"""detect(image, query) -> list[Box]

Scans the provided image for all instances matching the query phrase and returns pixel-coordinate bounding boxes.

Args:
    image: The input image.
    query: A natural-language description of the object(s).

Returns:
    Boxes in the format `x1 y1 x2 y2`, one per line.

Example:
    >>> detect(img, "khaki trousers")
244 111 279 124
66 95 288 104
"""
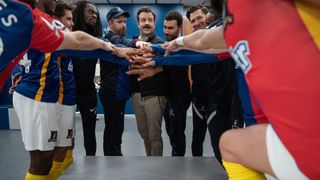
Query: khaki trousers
131 93 166 156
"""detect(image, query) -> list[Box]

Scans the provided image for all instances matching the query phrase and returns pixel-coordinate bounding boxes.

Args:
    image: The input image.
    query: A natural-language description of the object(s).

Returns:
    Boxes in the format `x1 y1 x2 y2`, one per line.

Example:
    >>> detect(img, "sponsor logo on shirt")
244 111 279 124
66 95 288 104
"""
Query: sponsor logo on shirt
66 129 73 139
48 131 58 142
68 61 73 72
230 40 252 73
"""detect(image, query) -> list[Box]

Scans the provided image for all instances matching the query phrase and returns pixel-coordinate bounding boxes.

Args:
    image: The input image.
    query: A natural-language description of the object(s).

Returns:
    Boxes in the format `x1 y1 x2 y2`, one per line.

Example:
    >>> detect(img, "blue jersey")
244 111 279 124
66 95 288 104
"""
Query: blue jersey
0 0 33 89
0 5 65 91
0 0 33 69
15 50 60 103
15 48 126 104
57 55 76 105
53 20 76 106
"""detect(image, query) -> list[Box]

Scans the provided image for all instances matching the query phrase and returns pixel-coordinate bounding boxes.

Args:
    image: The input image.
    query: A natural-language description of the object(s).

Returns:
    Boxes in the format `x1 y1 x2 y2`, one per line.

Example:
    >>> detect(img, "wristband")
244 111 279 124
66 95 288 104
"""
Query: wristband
175 36 185 47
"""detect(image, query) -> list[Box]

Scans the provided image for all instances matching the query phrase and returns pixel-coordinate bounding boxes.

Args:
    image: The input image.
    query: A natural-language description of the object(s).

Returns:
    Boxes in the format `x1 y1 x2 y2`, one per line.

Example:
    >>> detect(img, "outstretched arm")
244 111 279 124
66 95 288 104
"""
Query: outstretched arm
165 26 226 55
57 31 115 52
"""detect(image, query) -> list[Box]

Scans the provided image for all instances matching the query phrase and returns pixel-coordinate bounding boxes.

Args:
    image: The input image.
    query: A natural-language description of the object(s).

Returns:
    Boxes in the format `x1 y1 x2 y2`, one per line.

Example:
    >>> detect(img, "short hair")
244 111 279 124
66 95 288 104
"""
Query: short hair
54 0 75 18
165 11 183 27
136 6 156 22
186 4 208 20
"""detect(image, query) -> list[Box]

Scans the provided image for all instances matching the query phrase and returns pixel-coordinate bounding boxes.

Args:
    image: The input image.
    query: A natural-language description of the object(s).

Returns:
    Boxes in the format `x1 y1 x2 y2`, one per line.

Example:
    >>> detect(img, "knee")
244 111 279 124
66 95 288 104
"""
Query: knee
219 130 238 162
149 132 162 143
137 126 147 139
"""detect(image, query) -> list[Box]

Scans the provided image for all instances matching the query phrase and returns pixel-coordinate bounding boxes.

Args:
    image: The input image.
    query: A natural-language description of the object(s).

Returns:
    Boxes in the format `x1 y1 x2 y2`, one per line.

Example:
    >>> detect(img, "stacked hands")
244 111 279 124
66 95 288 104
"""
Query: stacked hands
112 40 181 81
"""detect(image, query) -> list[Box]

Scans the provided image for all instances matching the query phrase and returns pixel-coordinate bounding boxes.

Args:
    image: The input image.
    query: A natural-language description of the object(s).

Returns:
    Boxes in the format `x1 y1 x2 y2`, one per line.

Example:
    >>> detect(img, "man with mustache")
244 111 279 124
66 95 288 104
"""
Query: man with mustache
131 6 168 156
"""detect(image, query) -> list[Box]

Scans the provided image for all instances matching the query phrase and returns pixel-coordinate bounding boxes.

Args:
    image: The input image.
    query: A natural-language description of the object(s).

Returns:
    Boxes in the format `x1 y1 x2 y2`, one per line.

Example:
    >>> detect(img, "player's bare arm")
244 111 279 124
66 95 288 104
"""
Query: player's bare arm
57 31 115 51
165 26 226 55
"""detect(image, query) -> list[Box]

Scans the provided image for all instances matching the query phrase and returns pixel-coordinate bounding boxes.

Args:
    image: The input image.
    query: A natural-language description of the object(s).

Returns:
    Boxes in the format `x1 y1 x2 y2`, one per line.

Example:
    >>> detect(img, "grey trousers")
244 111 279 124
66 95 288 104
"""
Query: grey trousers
131 93 167 156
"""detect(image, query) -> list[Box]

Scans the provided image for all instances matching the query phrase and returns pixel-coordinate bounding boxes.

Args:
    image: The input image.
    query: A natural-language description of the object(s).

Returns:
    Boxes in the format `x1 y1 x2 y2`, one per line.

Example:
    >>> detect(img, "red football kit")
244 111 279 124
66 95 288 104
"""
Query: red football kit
225 0 320 178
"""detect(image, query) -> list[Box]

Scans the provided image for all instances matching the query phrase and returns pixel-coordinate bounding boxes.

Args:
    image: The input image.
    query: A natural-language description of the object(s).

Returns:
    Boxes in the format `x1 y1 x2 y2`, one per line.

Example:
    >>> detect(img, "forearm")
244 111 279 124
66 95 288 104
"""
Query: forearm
182 47 228 54
56 49 130 66
154 50 220 66
57 31 112 51
183 26 227 50
109 35 137 48
151 44 227 55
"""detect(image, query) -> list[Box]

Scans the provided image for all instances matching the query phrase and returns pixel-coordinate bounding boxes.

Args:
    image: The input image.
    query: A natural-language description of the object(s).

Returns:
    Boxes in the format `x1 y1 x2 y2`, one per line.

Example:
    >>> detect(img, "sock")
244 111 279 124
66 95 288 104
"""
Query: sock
222 160 266 180
25 172 50 180
62 149 74 172
49 161 63 180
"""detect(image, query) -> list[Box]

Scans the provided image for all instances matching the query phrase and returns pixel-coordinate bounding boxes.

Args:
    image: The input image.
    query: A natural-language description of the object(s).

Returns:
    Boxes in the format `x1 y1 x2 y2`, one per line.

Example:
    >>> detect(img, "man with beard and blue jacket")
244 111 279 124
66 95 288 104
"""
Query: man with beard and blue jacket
100 7 148 156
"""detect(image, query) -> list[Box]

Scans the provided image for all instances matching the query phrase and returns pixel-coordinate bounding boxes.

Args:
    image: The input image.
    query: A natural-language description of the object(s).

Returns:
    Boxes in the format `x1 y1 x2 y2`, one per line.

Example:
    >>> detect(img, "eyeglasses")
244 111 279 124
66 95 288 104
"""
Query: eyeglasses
222 0 233 30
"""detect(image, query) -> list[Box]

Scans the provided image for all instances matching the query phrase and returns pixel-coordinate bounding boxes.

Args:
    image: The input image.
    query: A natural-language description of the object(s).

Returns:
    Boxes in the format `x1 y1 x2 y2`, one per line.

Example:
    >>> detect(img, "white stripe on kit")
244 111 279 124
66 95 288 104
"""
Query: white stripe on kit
192 103 203 120
207 111 217 126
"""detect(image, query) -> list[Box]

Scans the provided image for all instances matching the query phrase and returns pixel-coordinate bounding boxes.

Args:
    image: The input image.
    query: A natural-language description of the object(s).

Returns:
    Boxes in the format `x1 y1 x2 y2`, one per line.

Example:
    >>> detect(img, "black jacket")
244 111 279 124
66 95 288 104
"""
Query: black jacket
99 31 134 100
104 31 138 48
166 66 190 102
191 61 225 101
192 18 229 103
131 32 169 97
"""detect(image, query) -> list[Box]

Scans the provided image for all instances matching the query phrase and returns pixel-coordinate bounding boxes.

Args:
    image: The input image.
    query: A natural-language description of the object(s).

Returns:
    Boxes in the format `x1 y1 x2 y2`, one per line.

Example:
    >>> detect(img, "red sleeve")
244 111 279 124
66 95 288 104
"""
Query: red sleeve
30 12 64 52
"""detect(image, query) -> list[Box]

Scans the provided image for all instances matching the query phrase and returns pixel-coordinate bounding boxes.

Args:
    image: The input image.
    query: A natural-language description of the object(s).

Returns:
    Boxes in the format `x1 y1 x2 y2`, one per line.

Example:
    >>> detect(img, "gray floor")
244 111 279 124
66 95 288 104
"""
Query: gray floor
0 115 217 179
62 156 227 180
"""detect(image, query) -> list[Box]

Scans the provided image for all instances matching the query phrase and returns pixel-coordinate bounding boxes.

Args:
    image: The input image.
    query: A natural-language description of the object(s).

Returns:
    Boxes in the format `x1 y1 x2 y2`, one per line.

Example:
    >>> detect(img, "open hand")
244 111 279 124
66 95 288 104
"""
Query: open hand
126 66 163 81
164 40 181 56
112 47 143 62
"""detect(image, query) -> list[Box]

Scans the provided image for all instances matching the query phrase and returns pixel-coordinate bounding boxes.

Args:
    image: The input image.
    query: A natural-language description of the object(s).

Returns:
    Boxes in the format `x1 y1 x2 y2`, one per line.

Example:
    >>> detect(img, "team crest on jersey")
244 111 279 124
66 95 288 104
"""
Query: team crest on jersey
48 131 58 142
230 40 252 73
66 129 73 139
19 54 32 73
68 61 73 72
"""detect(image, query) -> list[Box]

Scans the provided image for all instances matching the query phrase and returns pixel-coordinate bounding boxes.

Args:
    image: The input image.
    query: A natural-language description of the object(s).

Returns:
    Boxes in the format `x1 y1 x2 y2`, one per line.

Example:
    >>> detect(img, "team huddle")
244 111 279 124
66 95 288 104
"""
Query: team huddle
0 0 319 179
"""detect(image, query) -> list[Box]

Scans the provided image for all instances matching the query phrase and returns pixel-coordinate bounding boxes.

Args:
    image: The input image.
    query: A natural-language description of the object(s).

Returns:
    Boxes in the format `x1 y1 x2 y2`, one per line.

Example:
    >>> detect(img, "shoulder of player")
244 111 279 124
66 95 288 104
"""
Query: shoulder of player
32 8 53 23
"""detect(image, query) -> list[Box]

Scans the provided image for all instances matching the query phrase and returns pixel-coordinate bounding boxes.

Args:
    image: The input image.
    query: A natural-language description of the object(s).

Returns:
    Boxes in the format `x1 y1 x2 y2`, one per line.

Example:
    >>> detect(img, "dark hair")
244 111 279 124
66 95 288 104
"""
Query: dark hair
73 1 102 36
54 0 75 18
186 4 208 20
19 0 36 9
210 0 223 16
136 6 156 22
165 11 183 27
